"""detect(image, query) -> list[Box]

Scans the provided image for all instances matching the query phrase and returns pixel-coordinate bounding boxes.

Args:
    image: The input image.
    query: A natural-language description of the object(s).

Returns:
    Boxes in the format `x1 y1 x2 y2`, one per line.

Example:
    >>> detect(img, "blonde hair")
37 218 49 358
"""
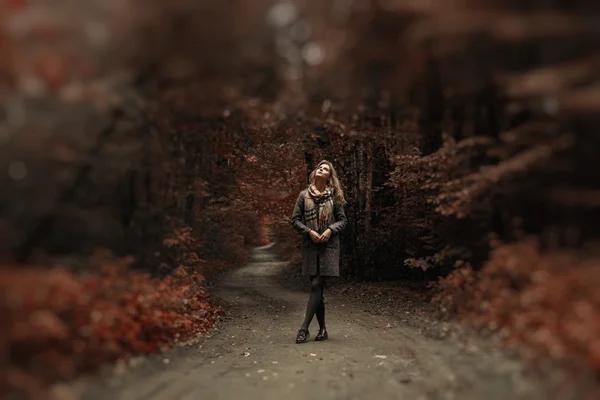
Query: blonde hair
309 160 346 205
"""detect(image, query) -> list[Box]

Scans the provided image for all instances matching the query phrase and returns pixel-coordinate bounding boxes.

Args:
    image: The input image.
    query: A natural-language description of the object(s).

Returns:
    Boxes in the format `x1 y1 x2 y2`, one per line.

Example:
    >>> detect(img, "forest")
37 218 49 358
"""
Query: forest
1 0 599 398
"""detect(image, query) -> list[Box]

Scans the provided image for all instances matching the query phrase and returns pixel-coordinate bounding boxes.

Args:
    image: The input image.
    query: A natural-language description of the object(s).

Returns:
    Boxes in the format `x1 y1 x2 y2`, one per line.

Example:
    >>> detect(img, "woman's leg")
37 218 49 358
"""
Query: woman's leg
315 283 325 330
300 275 325 331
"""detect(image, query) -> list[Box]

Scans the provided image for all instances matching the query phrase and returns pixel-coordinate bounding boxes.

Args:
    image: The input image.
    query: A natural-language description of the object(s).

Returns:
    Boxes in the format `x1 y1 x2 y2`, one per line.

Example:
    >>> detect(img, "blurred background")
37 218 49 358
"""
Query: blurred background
1 0 600 397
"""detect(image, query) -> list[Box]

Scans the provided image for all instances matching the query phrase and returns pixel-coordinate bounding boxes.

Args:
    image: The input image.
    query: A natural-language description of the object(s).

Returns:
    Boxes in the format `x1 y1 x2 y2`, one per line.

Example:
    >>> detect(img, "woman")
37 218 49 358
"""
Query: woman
291 160 348 343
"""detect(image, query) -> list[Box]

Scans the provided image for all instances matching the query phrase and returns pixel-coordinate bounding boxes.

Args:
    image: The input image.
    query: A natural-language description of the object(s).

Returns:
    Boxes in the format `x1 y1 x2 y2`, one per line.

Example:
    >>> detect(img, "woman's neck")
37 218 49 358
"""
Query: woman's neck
314 178 326 192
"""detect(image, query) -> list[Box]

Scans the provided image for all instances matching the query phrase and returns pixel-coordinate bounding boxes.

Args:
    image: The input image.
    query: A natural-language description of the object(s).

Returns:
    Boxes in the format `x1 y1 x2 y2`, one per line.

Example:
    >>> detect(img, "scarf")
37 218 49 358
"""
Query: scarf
304 184 335 234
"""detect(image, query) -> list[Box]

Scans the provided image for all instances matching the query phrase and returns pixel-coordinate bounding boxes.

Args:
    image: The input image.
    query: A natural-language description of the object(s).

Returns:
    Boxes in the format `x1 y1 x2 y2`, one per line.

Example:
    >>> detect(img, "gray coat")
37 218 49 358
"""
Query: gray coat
291 189 348 276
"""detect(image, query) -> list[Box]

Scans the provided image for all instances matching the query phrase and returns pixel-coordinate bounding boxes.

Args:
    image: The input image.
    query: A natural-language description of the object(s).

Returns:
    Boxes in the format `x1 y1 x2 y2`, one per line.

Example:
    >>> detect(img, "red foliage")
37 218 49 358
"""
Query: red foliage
433 238 600 375
0 257 225 398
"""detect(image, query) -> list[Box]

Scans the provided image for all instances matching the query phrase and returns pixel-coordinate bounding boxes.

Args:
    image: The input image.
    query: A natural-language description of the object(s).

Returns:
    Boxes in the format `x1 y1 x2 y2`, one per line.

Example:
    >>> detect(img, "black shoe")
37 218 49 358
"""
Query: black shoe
315 328 328 341
296 328 309 343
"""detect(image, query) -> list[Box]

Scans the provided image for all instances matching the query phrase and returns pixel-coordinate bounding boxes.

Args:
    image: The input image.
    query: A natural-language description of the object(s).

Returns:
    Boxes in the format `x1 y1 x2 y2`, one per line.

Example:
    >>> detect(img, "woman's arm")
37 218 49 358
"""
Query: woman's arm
328 201 347 235
291 192 312 234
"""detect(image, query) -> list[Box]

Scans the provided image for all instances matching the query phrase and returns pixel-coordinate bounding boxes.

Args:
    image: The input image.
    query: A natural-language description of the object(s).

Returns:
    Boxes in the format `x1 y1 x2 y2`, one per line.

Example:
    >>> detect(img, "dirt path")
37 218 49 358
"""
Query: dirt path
78 244 559 400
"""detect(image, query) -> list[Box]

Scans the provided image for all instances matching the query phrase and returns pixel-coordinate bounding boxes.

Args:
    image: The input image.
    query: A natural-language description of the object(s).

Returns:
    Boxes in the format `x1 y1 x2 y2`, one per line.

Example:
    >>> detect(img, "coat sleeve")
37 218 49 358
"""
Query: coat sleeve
328 200 347 235
291 191 311 234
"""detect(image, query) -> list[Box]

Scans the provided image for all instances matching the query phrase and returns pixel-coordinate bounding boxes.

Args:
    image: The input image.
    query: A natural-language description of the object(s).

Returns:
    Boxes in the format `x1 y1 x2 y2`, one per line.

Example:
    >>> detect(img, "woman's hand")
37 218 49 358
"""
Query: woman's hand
309 230 322 243
318 228 332 243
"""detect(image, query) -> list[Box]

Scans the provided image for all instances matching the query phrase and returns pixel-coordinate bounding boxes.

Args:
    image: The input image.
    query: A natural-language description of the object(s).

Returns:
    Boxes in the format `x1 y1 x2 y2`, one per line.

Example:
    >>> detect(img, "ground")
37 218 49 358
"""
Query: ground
72 244 581 400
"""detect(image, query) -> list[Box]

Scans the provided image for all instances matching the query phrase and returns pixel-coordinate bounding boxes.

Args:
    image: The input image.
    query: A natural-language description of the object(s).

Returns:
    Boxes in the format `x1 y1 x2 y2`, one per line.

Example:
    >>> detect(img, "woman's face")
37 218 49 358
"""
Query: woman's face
315 163 331 181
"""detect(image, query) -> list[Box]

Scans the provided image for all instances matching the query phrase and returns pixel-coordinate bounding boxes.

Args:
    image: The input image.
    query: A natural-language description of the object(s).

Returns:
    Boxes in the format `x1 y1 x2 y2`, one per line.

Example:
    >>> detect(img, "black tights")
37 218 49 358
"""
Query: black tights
301 275 325 331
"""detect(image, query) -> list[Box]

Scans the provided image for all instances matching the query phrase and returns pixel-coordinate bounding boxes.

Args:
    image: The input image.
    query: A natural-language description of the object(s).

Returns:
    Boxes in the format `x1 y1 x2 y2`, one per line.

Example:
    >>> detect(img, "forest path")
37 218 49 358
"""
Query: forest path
80 244 549 400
